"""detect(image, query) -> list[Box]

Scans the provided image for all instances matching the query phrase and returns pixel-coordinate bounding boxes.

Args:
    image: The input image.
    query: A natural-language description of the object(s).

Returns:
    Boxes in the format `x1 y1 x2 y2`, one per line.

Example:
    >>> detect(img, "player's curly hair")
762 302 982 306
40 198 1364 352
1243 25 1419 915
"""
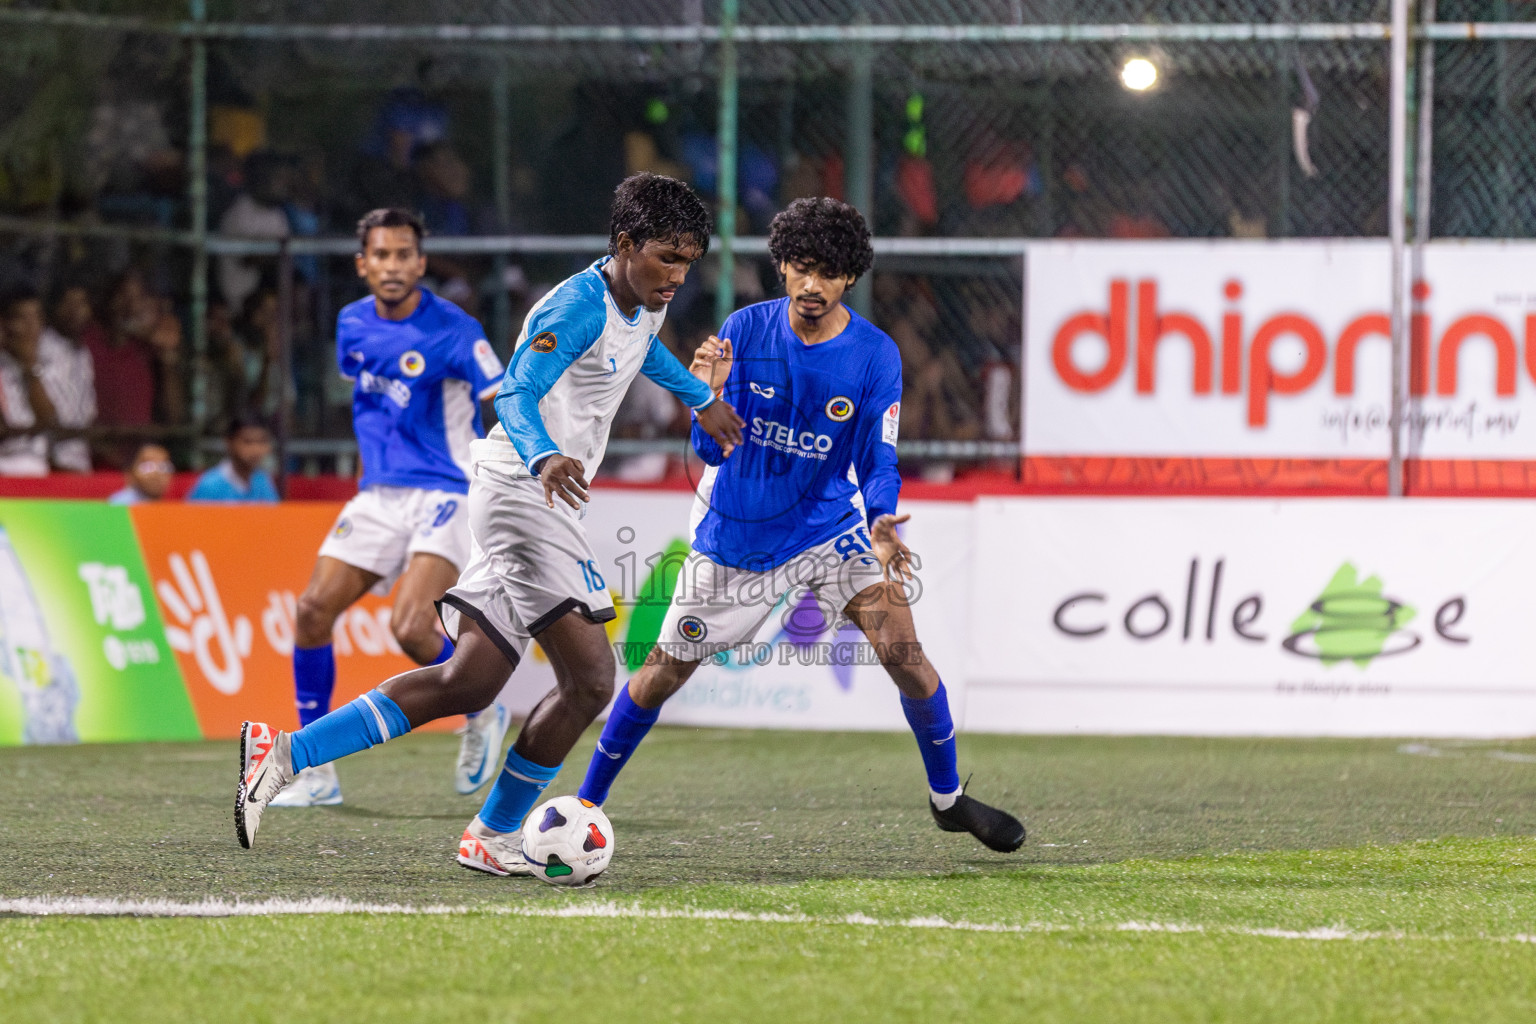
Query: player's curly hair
768 197 874 282
608 172 712 257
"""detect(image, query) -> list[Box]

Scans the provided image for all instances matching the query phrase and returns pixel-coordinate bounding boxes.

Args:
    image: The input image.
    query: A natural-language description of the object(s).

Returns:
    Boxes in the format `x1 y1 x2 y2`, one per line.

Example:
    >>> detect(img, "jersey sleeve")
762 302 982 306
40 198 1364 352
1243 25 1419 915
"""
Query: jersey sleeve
852 352 903 525
452 321 505 400
335 316 355 380
492 290 605 473
639 335 716 410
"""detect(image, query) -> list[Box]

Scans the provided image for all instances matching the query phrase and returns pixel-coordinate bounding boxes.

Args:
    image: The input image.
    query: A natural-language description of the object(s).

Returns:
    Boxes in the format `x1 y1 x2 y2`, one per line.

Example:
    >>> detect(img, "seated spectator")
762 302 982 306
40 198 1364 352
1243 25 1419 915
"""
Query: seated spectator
88 271 186 467
187 414 278 503
218 151 292 314
108 443 174 505
0 309 47 477
0 284 96 473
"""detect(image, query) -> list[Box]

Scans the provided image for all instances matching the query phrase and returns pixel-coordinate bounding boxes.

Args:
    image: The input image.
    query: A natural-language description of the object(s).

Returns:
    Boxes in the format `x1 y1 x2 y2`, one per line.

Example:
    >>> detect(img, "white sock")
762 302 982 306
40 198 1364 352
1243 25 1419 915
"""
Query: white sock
931 786 963 811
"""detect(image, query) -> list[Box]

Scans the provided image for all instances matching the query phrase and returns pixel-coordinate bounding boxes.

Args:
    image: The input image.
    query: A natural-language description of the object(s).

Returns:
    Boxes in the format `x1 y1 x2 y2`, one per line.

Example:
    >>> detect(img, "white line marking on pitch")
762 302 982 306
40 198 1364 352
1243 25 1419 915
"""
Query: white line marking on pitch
0 897 1521 942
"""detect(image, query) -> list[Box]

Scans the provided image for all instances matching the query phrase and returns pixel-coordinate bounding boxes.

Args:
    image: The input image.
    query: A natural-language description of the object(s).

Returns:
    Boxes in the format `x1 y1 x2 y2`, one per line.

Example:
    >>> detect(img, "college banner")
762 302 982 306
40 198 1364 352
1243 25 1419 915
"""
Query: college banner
1025 240 1536 465
0 500 197 744
130 503 424 739
967 497 1536 737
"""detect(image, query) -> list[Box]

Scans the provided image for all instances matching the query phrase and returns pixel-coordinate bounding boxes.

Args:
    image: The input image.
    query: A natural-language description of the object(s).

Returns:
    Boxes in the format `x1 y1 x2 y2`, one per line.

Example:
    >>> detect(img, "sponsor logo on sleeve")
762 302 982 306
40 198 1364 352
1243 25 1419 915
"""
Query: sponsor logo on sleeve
529 332 558 353
825 396 855 422
472 339 503 379
399 350 426 377
882 401 900 445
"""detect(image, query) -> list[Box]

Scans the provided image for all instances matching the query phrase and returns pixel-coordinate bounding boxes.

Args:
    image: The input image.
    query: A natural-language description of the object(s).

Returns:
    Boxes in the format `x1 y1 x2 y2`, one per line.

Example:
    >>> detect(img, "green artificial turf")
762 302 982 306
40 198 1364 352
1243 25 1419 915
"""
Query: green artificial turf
3 730 1536 1022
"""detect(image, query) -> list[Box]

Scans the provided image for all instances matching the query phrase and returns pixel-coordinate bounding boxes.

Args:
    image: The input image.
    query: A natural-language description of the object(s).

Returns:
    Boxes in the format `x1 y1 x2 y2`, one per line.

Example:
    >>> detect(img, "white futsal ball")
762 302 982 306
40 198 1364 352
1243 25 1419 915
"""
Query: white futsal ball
521 795 614 886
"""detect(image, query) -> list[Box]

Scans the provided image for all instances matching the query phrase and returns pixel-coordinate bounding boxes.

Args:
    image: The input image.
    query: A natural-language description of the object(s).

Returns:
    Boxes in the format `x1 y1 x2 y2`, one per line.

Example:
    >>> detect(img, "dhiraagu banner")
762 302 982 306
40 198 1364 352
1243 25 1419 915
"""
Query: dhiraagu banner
0 500 197 744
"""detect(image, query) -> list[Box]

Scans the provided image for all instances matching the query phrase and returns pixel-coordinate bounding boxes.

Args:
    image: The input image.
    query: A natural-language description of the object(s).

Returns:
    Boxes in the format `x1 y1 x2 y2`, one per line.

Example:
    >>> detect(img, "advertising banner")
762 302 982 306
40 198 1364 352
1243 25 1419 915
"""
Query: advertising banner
1025 240 1536 465
507 491 972 733
131 503 421 739
0 500 197 744
967 497 1536 737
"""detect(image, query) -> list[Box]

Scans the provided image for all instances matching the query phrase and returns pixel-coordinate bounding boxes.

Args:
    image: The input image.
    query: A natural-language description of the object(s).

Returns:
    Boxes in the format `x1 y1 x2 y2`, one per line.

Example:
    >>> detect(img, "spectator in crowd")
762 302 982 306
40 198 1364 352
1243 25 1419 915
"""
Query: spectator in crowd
187 414 278 503
348 87 449 221
0 303 47 476
107 442 174 505
0 284 96 473
876 276 981 443
88 271 186 466
218 151 292 314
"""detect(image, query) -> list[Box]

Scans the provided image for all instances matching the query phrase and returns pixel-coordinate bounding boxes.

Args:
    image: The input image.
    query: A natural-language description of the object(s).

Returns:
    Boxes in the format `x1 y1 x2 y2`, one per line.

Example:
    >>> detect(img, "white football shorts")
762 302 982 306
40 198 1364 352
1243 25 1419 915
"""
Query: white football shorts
436 460 615 667
318 485 471 594
655 522 888 663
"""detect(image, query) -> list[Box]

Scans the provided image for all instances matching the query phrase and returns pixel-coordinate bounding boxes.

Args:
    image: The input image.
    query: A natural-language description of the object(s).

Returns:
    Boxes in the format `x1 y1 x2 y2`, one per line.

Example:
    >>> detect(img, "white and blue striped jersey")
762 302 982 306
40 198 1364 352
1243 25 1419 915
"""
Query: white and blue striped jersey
337 288 503 495
479 256 715 479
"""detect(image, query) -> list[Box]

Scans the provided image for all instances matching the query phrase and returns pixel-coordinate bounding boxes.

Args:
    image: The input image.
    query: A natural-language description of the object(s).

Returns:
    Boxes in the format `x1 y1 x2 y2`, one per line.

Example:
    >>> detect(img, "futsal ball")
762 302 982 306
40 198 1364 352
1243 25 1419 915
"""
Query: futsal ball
520 795 614 886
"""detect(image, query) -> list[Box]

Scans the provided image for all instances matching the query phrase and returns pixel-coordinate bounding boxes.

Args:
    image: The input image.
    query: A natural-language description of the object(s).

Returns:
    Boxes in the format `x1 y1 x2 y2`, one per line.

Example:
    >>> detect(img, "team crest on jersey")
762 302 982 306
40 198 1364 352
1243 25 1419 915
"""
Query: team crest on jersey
399 350 426 377
332 517 353 539
530 331 557 353
825 396 855 422
678 616 708 642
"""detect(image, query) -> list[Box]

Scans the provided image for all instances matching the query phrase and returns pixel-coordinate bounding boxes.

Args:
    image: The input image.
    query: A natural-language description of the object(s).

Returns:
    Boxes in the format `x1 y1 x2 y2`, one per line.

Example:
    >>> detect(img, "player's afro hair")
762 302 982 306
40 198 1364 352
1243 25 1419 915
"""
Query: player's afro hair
608 172 712 257
768 197 874 282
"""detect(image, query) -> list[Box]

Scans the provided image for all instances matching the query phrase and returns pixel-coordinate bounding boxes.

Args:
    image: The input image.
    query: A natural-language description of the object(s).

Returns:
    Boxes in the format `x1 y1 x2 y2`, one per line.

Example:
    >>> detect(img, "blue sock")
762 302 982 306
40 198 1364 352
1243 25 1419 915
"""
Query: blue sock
578 683 660 805
293 644 335 728
290 689 412 773
479 746 561 833
900 682 961 796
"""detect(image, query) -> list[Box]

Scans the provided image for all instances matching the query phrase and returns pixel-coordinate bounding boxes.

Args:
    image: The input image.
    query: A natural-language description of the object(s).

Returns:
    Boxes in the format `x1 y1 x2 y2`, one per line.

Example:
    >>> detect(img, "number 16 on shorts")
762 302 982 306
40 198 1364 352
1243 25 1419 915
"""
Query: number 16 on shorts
577 559 605 593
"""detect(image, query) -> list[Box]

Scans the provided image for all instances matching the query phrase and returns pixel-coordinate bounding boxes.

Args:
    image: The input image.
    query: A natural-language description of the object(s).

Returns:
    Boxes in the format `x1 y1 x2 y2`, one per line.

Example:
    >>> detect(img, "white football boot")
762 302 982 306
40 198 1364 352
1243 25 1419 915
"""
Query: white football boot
454 703 510 795
235 721 293 849
456 815 533 876
269 763 344 807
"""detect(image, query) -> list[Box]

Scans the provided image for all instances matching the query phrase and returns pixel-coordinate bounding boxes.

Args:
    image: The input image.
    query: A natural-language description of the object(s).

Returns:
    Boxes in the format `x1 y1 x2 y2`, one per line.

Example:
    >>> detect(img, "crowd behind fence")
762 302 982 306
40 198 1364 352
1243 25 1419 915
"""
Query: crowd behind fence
0 2 1531 489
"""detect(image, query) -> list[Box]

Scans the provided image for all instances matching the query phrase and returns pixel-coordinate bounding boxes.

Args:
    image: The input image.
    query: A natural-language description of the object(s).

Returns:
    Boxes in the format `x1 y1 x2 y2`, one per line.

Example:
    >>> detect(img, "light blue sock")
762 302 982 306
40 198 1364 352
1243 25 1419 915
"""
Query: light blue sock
293 644 335 728
479 746 561 833
578 682 659 805
900 682 961 796
290 690 411 773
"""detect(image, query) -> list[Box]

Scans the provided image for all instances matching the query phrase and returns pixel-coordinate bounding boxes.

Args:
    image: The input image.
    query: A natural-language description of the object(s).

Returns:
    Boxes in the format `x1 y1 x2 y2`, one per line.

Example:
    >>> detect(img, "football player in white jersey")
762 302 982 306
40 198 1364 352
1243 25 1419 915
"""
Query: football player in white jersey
235 174 745 868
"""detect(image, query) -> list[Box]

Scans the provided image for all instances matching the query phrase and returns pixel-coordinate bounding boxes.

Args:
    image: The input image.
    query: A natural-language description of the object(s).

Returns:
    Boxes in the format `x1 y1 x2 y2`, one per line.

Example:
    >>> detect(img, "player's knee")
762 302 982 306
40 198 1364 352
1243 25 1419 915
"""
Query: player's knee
438 656 503 712
295 591 339 645
389 605 438 653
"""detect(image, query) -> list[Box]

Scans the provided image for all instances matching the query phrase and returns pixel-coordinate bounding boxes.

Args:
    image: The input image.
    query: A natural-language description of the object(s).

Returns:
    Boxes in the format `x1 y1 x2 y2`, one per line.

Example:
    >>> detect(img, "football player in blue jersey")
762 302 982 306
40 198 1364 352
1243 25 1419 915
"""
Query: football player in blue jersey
273 208 511 808
235 175 747 866
575 197 1025 853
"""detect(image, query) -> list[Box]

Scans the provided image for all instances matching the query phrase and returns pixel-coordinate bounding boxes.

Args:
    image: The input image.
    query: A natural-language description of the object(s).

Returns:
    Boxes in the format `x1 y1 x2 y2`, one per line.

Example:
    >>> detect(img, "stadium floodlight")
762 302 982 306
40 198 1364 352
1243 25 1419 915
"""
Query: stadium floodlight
1120 57 1158 91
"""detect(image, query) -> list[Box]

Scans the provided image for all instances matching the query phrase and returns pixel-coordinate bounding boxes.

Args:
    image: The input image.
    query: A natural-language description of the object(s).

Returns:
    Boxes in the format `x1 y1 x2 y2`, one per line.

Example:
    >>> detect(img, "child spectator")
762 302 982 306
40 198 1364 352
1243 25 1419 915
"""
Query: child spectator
187 414 279 502
108 442 174 505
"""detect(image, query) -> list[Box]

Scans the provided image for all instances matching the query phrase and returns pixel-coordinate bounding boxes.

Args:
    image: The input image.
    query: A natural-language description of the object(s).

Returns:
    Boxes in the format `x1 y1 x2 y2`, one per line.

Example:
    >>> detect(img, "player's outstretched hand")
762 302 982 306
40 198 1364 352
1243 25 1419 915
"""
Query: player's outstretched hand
689 335 733 396
538 454 590 510
697 399 745 457
870 513 915 584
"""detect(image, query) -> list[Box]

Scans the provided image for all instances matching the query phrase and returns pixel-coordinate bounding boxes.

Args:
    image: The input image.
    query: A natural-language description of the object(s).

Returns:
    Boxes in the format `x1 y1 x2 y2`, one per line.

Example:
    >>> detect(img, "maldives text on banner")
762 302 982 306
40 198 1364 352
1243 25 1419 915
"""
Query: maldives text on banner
967 497 1535 737
1025 240 1536 461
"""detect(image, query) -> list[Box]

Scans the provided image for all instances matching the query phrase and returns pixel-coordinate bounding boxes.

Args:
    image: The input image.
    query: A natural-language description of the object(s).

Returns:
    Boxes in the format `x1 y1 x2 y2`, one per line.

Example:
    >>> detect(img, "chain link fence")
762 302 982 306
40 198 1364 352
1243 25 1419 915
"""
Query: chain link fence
0 2 1519 483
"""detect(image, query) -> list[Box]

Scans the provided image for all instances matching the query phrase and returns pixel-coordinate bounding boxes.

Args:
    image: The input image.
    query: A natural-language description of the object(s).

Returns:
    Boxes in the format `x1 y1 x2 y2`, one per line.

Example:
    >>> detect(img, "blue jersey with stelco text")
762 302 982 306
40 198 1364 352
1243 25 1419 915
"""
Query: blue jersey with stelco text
691 297 902 571
336 288 504 494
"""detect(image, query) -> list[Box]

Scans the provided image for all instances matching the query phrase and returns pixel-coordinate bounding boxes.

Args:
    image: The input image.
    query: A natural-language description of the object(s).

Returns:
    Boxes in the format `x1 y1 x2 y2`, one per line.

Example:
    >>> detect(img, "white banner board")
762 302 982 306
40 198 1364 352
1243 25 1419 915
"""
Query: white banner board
968 498 1536 736
1025 240 1536 460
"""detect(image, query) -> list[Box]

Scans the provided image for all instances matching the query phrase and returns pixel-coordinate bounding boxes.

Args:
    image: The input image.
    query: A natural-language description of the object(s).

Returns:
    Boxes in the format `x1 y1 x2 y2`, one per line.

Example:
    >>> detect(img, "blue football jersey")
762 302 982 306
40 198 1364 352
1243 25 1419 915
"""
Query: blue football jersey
691 297 903 571
336 288 504 494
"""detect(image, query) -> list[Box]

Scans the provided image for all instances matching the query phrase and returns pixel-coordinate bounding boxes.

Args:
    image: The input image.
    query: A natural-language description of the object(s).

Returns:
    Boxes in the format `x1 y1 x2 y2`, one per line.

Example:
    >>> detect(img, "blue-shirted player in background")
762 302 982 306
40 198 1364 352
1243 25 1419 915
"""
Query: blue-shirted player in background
577 197 1025 853
274 208 510 808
